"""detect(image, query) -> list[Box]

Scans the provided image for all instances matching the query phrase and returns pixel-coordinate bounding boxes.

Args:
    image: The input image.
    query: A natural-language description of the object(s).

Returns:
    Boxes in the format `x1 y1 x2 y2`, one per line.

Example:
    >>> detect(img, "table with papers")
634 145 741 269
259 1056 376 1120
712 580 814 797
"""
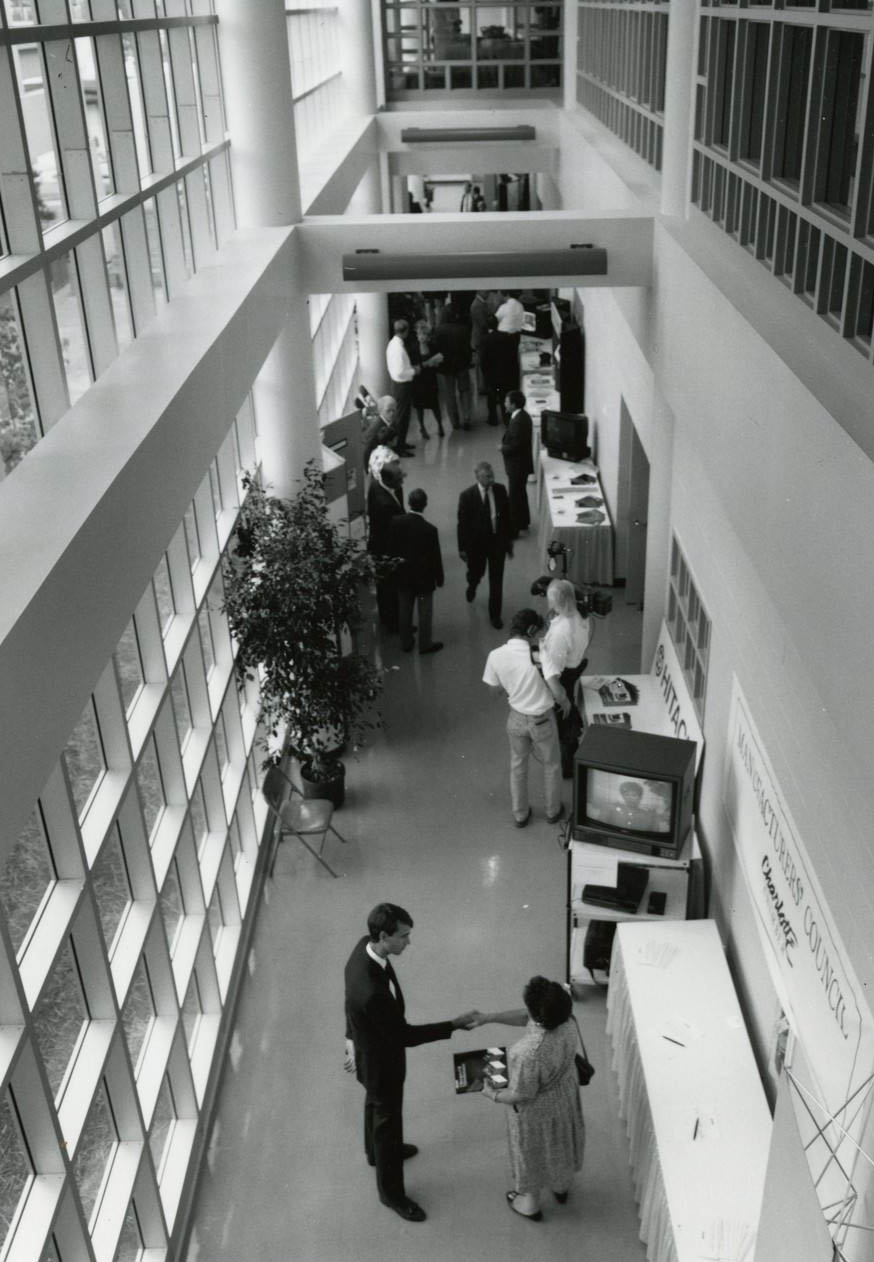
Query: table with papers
538 451 614 585
606 921 771 1262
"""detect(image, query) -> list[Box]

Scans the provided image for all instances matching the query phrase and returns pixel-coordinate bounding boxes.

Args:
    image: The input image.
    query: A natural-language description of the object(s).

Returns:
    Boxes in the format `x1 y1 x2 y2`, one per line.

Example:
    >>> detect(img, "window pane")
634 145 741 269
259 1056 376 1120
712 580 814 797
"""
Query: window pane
207 883 223 952
64 699 106 819
159 858 184 954
0 290 40 475
114 619 144 714
213 715 228 778
189 785 208 850
170 665 193 750
177 180 194 278
32 941 89 1099
0 1090 32 1252
143 198 167 308
76 38 113 198
102 221 134 350
197 605 215 676
153 556 175 632
73 1083 118 1227
13 45 66 229
122 32 152 178
92 825 132 954
160 30 182 163
181 970 201 1052
136 736 165 841
50 252 93 405
116 1201 144 1262
183 505 201 570
122 957 155 1071
0 808 55 956
149 1075 176 1176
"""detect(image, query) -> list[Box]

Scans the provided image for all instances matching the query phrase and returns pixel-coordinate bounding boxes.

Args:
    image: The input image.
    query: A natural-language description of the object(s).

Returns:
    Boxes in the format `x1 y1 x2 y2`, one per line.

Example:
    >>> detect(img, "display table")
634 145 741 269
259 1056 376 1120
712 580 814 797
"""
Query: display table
578 672 704 772
607 921 771 1262
538 452 614 585
519 335 559 506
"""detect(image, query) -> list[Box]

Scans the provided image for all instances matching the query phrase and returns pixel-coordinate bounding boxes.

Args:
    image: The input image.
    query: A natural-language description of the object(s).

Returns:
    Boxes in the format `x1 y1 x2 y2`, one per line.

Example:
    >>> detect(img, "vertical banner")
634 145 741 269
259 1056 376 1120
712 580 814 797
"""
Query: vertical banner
723 677 874 1124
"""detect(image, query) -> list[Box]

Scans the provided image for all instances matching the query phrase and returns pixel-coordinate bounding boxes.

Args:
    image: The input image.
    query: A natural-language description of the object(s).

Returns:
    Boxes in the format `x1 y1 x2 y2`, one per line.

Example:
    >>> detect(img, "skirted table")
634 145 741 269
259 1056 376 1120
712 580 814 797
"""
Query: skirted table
606 921 771 1262
538 451 614 585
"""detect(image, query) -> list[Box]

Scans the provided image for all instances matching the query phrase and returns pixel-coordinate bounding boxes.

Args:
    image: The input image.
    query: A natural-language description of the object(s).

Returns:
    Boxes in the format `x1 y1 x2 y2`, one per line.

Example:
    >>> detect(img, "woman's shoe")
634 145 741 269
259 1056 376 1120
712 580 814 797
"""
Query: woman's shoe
553 1191 569 1204
437 424 445 436
506 1192 542 1222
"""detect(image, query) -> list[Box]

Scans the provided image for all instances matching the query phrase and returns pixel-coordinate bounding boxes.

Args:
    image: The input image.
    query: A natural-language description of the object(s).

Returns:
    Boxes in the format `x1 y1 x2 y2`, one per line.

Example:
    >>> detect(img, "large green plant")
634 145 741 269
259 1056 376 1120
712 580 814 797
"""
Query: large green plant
223 461 382 779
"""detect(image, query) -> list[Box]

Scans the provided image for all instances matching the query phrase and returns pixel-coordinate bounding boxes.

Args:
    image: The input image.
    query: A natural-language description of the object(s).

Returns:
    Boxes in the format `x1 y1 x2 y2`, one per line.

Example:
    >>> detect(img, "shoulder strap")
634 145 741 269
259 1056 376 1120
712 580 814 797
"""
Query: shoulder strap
572 1015 589 1059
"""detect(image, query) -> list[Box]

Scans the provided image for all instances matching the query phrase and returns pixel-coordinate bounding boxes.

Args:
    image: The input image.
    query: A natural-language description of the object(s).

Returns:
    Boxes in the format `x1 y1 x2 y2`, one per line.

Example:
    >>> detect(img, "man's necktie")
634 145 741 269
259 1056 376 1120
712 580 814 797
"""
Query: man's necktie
385 962 399 1001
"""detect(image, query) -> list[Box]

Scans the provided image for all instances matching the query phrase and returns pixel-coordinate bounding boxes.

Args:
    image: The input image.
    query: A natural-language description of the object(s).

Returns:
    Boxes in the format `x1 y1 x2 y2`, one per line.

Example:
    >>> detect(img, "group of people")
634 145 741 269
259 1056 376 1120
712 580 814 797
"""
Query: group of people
344 903 585 1224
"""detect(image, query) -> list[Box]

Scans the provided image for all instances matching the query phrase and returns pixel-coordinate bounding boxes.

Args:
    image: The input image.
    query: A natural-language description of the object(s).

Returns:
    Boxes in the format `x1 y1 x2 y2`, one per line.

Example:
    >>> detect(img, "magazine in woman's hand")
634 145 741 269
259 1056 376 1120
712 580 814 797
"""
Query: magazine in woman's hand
454 1047 508 1094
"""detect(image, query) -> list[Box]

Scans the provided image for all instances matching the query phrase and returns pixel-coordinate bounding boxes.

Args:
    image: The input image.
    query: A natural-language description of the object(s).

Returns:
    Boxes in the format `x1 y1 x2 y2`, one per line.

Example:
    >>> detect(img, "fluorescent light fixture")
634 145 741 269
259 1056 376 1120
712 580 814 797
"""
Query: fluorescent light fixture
342 245 607 282
400 125 536 143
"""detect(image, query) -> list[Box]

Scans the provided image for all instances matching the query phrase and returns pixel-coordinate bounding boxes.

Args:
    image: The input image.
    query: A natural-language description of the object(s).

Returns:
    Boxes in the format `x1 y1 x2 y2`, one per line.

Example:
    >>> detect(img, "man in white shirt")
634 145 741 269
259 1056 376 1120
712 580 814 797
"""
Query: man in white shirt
495 291 524 388
385 319 418 455
483 608 563 827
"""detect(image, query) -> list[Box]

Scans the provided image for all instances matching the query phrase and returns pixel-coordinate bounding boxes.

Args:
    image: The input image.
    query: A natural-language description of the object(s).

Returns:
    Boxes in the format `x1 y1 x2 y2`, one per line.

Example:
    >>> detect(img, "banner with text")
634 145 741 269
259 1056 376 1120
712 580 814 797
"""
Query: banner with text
650 622 704 767
724 677 874 1115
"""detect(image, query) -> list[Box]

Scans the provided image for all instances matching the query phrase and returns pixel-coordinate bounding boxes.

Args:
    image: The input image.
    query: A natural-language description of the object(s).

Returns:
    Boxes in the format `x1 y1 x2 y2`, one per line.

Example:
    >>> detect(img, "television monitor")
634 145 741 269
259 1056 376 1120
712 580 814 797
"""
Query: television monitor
572 726 696 859
541 409 589 462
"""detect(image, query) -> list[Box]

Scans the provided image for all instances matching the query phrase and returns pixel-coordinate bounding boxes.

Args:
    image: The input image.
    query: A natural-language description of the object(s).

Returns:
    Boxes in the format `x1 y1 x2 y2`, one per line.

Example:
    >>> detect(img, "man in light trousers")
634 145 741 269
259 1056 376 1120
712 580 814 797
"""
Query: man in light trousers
483 608 565 828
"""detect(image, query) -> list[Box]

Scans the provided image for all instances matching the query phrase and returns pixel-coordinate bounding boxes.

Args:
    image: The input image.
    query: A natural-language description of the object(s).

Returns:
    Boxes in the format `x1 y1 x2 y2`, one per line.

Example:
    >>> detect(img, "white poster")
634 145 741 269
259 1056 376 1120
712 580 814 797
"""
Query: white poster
650 622 704 764
724 677 874 1120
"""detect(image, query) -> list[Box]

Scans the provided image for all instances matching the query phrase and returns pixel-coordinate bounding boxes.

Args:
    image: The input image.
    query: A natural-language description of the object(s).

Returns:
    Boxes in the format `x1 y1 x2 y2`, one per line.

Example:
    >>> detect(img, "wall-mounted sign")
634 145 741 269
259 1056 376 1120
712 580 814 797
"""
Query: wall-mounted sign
724 677 874 1117
650 623 704 767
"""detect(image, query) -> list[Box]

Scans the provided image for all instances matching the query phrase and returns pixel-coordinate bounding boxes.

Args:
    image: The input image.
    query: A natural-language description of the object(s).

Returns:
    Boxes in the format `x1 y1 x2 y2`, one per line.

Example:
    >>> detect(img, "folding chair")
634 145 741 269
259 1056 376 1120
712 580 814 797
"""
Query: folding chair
262 764 348 879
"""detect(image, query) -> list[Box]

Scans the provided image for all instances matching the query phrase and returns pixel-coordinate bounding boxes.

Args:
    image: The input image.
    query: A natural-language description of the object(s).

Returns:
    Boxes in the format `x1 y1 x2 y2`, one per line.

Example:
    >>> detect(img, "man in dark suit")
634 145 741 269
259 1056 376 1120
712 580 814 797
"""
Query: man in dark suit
457 461 513 630
501 388 534 537
344 904 477 1223
386 488 445 655
479 314 517 426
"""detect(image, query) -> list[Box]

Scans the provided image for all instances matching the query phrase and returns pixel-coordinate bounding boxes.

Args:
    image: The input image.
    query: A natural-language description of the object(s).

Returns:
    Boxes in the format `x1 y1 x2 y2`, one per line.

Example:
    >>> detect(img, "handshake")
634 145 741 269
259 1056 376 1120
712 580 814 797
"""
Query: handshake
452 1010 489 1030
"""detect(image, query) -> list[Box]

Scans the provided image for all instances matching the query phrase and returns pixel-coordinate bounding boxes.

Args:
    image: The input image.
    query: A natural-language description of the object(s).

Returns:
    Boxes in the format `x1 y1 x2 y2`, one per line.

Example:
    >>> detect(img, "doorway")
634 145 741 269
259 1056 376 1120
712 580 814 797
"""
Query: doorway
618 398 649 608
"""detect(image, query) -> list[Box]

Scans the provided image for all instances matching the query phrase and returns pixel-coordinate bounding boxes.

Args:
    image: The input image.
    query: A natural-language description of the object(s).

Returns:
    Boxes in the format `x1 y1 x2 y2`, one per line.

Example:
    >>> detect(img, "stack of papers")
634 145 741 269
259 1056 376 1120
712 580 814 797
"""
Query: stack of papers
636 939 680 969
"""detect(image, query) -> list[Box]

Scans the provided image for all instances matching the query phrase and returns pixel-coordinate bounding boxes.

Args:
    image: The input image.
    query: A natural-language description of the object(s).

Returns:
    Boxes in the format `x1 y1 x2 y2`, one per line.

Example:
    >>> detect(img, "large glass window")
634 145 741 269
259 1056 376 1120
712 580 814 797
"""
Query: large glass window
772 24 813 190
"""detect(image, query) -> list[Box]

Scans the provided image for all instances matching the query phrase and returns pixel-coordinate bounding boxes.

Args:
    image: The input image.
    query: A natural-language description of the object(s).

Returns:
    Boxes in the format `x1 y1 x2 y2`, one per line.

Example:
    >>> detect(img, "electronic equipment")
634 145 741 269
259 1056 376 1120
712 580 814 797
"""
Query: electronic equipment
529 541 613 617
582 862 648 914
541 409 590 462
572 727 697 859
647 891 667 916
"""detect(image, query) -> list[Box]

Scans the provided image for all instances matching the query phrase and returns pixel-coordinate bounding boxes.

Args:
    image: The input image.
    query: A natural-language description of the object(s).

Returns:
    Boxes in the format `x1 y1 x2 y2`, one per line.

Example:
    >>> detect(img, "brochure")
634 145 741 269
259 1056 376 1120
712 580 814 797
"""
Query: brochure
454 1047 508 1094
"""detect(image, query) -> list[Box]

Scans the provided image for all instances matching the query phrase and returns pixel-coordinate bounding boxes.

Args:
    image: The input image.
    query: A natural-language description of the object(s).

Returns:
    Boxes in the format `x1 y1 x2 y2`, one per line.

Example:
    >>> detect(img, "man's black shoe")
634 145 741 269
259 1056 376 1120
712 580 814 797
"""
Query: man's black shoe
546 804 565 825
465 585 476 603
419 642 443 655
381 1197 427 1222
399 448 416 457
491 617 504 630
368 1142 419 1166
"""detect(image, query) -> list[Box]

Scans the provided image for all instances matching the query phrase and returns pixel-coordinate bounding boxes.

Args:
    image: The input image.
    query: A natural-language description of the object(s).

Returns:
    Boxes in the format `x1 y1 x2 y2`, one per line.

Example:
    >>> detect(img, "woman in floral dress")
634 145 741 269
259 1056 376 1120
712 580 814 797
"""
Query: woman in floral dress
478 977 584 1220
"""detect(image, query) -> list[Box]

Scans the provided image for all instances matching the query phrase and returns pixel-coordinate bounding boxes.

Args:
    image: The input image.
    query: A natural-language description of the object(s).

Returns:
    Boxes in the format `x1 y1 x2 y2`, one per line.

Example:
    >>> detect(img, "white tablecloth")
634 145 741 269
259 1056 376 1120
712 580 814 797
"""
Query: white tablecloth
606 921 771 1262
538 452 614 585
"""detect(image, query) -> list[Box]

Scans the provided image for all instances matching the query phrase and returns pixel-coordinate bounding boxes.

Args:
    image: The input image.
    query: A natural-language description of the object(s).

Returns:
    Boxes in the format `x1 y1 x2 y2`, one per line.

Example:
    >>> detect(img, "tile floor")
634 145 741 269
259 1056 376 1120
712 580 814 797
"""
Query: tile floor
183 418 649 1262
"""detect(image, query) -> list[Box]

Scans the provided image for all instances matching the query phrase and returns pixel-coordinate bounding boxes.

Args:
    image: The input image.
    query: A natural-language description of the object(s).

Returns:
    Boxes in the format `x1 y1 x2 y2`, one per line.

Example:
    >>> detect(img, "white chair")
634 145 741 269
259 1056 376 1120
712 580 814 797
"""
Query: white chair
262 764 348 879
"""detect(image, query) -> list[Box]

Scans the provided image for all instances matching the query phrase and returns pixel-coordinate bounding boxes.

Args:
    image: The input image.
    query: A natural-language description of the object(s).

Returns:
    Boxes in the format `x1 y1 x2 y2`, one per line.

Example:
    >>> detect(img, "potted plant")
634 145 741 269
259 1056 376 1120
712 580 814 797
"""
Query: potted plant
222 461 383 807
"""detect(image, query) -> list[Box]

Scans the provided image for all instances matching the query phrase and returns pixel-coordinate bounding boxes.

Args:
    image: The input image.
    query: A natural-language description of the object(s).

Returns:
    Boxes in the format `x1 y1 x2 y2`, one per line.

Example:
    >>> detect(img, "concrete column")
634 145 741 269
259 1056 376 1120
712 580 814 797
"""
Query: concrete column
660 0 696 219
641 389 675 667
350 162 390 397
563 0 579 113
215 0 320 498
536 172 561 210
339 0 379 115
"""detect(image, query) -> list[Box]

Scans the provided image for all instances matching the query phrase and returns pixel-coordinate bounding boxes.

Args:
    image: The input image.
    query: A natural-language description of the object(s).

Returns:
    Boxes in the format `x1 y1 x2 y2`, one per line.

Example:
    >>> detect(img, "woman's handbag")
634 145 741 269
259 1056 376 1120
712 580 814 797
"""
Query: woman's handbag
573 1017 595 1085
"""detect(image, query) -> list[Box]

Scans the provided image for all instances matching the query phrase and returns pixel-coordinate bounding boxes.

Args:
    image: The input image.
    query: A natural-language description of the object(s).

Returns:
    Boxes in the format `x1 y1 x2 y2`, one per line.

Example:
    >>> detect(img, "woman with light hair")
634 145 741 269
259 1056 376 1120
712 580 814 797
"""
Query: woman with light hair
366 445 405 631
539 579 591 778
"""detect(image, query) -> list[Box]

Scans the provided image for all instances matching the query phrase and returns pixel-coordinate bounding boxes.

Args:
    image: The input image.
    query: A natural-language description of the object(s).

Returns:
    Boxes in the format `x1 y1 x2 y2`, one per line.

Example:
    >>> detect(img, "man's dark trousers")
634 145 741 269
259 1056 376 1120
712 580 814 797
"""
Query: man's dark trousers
365 1083 406 1204
392 380 414 447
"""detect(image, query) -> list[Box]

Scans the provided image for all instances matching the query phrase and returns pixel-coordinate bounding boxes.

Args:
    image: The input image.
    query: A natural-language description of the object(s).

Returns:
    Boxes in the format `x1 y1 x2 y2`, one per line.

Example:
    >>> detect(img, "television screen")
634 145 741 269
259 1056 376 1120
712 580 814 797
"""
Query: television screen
542 409 589 462
586 771 672 835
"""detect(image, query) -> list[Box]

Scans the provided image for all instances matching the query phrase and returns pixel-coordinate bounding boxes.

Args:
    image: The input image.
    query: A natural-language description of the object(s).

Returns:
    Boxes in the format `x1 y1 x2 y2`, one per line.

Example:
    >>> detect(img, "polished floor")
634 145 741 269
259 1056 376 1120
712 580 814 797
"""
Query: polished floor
183 418 649 1262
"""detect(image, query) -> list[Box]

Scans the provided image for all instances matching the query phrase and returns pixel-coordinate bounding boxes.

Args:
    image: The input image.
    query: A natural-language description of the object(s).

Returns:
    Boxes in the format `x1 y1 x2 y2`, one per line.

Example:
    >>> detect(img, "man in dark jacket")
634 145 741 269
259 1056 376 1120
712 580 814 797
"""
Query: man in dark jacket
500 388 534 537
386 488 445 655
457 461 513 630
344 904 477 1222
434 302 473 430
